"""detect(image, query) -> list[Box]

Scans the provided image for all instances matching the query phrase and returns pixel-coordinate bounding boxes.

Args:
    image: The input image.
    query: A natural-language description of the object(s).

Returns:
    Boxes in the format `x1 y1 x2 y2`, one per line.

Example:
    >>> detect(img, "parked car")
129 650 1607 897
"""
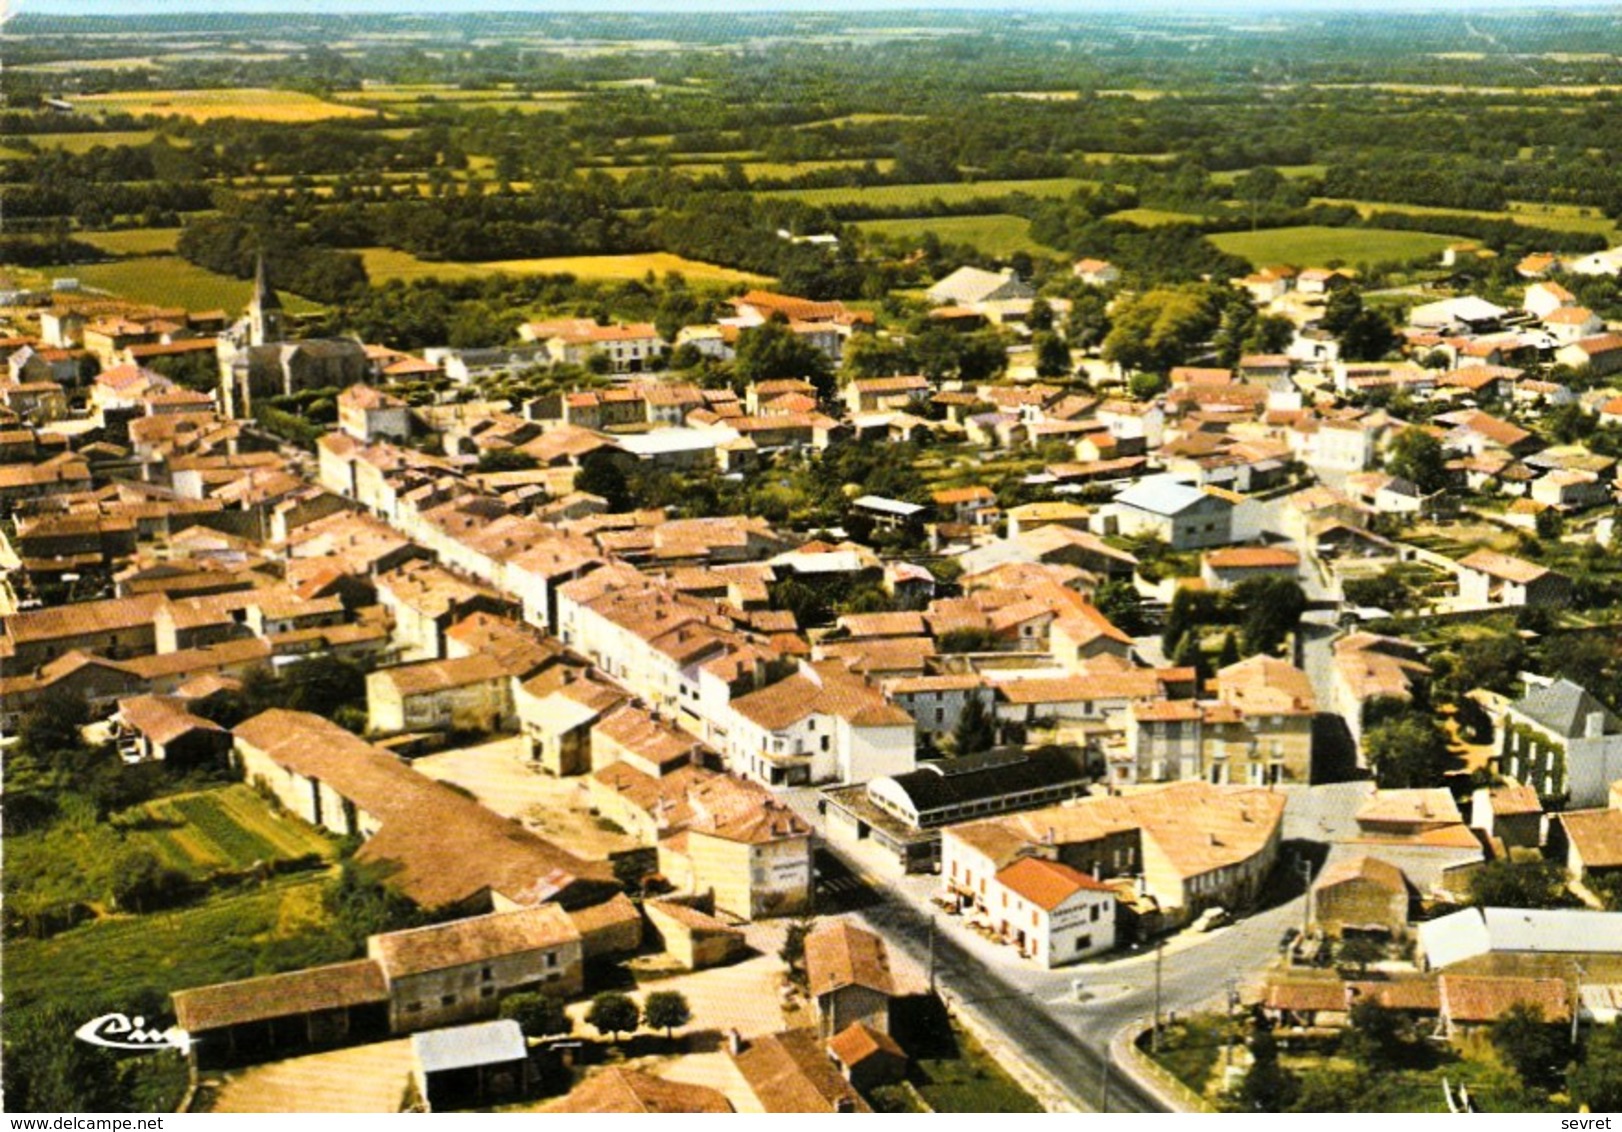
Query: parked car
1191 906 1231 933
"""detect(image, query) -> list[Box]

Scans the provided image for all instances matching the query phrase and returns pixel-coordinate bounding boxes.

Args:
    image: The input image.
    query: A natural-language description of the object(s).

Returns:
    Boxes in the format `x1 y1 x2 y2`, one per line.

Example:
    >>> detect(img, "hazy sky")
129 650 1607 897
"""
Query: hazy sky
16 0 1619 14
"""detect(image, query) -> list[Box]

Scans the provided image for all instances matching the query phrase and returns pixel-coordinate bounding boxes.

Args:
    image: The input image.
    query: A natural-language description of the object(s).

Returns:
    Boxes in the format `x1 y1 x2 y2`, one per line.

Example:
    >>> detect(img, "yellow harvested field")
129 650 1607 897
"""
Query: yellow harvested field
74 88 373 123
477 252 768 284
361 247 768 285
30 130 173 153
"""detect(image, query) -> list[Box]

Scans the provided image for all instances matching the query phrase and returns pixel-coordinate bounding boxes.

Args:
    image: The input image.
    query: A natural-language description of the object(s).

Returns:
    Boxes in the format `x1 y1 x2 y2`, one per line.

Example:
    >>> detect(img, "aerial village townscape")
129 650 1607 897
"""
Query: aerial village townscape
8 3 1622 1118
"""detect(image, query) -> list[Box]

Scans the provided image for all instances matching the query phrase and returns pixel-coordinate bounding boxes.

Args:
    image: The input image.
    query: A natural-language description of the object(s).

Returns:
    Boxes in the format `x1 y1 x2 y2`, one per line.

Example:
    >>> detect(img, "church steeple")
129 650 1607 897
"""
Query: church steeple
247 252 283 346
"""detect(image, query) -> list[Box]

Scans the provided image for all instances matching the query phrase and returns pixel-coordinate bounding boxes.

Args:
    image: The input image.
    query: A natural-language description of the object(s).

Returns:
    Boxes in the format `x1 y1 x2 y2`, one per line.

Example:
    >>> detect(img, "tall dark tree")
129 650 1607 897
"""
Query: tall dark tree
952 695 996 757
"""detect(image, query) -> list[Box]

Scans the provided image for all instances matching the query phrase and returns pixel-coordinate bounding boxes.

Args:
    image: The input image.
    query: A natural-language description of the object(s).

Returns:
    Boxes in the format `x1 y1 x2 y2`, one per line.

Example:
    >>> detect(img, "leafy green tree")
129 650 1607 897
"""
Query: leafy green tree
643 990 693 1040
1341 1000 1413 1068
586 992 641 1043
1489 1003 1569 1091
1064 289 1111 349
107 847 189 914
575 450 631 512
1337 935 1383 976
19 689 91 764
1033 331 1072 378
1026 297 1055 332
1535 507 1564 540
1385 426 1449 493
734 315 835 401
952 695 996 757
1342 569 1416 614
1102 285 1225 375
1093 581 1145 636
1321 288 1396 362
1364 711 1456 789
324 858 426 949
1128 371 1167 400
1218 630 1241 668
1240 1027 1299 1112
3 1003 131 1112
780 914 815 983
1569 1024 1622 1113
1289 1067 1369 1112
500 993 571 1039
1467 859 1571 910
476 448 537 473
1234 576 1306 656
1172 630 1210 685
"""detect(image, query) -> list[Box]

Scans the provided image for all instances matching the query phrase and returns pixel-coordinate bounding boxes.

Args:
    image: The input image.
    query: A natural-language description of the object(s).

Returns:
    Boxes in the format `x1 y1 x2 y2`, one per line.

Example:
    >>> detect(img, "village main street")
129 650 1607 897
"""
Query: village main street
786 781 1375 1112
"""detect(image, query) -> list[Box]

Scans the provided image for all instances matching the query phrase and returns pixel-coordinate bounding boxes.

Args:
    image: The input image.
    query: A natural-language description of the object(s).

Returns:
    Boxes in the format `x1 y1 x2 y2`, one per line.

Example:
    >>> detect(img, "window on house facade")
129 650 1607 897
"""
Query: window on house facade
440 994 456 1007
545 952 558 968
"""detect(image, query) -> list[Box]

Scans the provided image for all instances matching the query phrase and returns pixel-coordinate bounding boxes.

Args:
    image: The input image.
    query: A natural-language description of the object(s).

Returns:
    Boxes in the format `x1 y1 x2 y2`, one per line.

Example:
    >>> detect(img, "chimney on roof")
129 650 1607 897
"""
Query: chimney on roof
727 1029 745 1057
1587 710 1606 739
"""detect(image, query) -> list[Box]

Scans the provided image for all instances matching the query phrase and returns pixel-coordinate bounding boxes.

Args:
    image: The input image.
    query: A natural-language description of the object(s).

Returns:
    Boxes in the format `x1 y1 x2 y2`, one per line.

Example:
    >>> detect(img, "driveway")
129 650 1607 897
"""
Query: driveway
208 1038 414 1113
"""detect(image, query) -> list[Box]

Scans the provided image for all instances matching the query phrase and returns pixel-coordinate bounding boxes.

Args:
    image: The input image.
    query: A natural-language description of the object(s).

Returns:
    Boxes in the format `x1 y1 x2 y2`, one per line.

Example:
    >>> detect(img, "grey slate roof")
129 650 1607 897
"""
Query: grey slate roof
1512 678 1621 738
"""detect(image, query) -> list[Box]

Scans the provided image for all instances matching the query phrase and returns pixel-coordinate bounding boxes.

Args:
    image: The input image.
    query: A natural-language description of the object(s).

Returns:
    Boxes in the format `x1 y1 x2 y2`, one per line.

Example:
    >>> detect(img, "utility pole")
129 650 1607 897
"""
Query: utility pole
1299 855 1314 942
1100 1041 1111 1113
1572 959 1586 1047
1152 938 1165 1052
1223 978 1239 1076
928 913 937 994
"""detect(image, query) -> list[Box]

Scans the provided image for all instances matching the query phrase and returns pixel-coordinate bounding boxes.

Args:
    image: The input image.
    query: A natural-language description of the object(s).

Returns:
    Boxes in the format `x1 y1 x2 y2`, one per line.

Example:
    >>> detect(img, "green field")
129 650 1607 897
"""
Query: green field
1110 207 1211 227
1210 164 1326 185
80 228 183 256
135 785 336 875
596 157 897 181
5 873 349 1016
856 213 1062 257
1317 196 1618 240
1208 225 1462 266
362 246 768 285
753 176 1096 209
38 256 322 314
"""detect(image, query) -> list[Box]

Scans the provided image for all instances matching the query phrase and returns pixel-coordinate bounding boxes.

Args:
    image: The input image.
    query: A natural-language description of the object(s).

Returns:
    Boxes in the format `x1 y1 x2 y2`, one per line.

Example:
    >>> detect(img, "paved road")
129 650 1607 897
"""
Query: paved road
814 846 1166 1113
797 782 1378 1112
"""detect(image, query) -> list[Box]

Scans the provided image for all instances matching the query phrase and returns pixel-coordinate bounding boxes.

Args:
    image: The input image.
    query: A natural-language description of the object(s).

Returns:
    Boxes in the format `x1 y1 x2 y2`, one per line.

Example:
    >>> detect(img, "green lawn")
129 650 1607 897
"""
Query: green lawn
1208 225 1462 267
912 1025 1044 1112
79 227 183 256
37 256 322 314
856 213 1063 257
753 176 1096 209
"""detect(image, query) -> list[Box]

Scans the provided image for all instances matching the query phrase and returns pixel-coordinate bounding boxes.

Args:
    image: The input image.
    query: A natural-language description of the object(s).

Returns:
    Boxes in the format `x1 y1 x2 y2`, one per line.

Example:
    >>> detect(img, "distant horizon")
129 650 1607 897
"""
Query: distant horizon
13 0 1622 16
